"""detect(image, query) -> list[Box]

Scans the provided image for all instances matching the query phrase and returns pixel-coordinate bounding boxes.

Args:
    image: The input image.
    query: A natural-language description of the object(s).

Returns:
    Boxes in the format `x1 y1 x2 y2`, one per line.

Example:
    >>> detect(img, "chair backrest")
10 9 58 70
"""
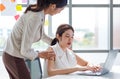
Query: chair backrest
25 58 42 79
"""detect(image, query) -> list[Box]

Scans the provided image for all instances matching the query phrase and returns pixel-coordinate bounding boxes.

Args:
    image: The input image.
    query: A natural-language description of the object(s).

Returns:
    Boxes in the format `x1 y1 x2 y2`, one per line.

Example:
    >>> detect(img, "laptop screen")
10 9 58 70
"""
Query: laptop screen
103 50 118 72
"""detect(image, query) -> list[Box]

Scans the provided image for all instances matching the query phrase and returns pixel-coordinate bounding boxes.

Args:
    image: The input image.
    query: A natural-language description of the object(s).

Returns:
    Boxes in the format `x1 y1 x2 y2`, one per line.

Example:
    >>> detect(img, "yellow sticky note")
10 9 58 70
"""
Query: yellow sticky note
44 20 49 26
16 5 22 11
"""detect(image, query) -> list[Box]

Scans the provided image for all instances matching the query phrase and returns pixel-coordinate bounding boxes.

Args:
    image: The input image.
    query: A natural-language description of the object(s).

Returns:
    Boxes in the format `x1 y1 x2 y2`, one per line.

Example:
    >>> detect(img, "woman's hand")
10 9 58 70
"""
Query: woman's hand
86 64 102 72
38 51 55 60
77 64 102 72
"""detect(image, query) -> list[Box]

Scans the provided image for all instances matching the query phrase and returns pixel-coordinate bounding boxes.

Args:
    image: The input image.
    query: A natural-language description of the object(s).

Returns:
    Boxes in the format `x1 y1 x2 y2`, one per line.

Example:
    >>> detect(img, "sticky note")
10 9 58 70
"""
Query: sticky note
22 0 27 3
0 4 6 12
11 0 15 2
16 4 22 11
14 14 20 20
44 20 49 26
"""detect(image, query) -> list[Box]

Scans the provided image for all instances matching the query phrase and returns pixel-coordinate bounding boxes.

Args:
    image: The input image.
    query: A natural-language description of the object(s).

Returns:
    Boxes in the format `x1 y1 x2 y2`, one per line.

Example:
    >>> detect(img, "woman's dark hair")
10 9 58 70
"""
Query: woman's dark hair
51 24 74 46
24 0 67 13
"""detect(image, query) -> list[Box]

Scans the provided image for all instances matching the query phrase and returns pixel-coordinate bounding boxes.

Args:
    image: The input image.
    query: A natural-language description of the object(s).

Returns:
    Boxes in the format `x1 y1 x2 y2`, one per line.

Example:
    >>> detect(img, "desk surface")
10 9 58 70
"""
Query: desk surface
45 66 120 79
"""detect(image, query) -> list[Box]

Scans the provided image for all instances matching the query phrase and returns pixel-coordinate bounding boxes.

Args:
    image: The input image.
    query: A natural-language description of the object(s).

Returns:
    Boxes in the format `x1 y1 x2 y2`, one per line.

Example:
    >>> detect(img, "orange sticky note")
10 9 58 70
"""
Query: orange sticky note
11 0 16 2
0 4 6 12
16 5 22 11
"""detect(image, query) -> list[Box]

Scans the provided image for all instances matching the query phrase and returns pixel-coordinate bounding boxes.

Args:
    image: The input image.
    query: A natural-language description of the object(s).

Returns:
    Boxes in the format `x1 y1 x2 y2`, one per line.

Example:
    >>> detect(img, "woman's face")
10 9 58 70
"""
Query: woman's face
47 4 65 15
58 29 74 49
50 7 65 15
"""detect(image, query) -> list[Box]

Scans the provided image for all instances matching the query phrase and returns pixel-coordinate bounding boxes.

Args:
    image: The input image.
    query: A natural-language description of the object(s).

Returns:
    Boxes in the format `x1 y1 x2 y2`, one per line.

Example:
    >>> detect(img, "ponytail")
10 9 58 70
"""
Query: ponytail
24 0 48 13
24 0 67 13
51 38 58 46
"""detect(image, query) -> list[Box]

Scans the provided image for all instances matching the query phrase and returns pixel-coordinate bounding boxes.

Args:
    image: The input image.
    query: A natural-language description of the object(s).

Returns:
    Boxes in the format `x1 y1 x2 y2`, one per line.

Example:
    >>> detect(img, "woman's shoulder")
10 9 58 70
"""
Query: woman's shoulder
47 45 57 54
47 46 54 51
67 48 75 55
23 11 44 23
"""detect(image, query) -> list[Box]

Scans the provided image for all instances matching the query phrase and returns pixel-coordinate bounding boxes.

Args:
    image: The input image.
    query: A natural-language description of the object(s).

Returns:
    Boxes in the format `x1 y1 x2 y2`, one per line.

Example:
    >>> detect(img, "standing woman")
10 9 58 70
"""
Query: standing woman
2 0 67 79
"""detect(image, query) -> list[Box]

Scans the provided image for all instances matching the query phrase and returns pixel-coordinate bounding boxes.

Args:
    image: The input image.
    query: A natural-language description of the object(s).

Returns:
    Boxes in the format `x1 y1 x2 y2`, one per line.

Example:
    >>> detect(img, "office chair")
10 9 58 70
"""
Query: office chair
26 58 42 79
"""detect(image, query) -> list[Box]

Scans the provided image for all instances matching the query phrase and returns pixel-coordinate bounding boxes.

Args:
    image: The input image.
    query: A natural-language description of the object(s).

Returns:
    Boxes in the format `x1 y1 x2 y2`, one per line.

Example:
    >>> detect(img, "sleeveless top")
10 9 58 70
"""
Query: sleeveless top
43 43 77 78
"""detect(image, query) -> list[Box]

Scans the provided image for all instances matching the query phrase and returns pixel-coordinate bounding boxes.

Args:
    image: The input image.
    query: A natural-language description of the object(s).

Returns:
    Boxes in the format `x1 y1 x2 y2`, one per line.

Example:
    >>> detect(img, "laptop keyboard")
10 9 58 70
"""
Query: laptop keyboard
70 70 103 76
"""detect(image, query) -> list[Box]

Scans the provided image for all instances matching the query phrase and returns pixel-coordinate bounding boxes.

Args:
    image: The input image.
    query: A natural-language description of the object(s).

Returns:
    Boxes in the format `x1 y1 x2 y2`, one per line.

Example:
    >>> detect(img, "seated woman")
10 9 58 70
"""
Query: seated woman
43 24 101 78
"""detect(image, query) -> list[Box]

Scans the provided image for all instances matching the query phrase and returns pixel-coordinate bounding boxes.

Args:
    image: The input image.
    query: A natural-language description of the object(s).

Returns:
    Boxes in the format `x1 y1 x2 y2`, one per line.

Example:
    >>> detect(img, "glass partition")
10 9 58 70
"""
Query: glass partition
51 8 69 36
72 0 109 4
72 8 109 50
113 8 120 49
0 0 120 52
113 0 120 4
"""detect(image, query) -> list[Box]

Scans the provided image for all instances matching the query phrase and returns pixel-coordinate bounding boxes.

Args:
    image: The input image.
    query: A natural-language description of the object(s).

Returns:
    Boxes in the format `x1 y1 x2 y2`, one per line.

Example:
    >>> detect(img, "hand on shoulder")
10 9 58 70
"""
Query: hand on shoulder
38 49 55 60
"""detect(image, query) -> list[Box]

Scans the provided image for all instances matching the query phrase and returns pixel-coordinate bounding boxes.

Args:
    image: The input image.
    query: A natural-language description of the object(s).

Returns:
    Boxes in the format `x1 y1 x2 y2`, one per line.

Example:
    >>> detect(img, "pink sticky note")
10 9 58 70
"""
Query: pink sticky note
14 14 20 20
22 0 27 3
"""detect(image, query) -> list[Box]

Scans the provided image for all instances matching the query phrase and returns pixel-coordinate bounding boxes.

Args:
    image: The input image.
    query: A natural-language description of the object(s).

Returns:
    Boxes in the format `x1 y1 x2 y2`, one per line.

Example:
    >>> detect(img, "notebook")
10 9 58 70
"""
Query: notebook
74 50 119 76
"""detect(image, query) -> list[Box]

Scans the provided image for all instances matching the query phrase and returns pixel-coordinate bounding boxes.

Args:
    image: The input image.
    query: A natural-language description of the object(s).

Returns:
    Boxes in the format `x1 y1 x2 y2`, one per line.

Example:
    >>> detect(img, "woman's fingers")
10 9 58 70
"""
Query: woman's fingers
47 51 55 57
87 64 102 72
38 51 55 59
47 51 56 60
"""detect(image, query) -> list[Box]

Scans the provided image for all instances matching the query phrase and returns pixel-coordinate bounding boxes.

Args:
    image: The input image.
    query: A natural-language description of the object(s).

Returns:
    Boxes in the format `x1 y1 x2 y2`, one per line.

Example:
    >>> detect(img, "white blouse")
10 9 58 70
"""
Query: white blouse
43 43 77 78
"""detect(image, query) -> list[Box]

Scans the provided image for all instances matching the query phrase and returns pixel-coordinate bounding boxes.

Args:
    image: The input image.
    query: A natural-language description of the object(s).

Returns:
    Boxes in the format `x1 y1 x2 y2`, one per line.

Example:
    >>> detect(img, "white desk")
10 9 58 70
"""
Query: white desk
45 66 120 79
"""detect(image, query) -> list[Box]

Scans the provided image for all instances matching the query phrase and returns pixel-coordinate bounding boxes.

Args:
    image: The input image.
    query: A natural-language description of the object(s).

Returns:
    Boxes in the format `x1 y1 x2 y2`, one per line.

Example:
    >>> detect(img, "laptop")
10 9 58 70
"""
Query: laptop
74 50 119 76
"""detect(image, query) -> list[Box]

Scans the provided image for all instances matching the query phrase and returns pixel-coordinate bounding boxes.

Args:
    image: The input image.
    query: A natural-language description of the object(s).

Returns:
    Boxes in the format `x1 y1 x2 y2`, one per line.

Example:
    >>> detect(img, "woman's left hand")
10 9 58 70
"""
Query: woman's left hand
38 51 55 60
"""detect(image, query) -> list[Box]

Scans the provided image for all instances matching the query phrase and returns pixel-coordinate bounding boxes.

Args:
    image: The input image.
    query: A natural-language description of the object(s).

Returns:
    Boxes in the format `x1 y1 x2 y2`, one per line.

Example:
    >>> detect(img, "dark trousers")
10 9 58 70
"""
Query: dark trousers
2 52 31 79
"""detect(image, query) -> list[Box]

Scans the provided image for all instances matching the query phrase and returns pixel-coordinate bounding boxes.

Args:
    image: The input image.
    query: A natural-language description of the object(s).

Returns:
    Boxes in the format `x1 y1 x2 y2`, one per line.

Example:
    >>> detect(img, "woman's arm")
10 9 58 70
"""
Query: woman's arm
46 47 88 76
47 58 80 76
75 54 101 72
75 54 88 66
